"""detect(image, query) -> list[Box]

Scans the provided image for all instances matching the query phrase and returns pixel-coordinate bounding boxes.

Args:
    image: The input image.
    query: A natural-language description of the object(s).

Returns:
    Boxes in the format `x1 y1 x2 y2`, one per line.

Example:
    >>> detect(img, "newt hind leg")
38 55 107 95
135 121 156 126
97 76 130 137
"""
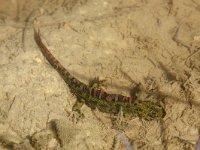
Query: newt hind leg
72 100 84 114
68 98 85 123
68 77 106 123
89 77 106 89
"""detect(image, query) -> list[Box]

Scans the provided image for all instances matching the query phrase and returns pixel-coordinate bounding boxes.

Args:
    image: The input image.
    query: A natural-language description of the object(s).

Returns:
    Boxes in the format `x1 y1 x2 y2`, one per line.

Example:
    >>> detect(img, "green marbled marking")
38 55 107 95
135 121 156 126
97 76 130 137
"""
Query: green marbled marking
70 84 165 120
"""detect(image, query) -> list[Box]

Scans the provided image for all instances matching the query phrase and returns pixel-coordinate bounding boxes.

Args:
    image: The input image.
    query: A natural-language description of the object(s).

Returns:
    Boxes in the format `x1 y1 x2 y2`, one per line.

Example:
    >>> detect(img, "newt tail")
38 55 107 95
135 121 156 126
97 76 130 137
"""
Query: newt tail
34 29 166 121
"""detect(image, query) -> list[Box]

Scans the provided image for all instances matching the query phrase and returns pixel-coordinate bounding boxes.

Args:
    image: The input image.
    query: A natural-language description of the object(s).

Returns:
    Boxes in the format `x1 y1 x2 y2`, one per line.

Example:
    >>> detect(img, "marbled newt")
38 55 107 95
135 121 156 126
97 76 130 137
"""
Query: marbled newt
34 29 165 121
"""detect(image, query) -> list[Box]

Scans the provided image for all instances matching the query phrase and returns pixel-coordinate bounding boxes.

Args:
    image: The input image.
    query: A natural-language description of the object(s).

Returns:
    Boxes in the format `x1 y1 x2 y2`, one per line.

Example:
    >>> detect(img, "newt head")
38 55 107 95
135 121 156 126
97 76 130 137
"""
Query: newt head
124 101 166 121
136 101 166 121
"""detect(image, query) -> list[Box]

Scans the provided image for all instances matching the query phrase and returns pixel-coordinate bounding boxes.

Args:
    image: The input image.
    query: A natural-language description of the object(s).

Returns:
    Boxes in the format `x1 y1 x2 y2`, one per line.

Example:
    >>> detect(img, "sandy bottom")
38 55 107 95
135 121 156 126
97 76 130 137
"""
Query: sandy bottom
0 0 200 149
